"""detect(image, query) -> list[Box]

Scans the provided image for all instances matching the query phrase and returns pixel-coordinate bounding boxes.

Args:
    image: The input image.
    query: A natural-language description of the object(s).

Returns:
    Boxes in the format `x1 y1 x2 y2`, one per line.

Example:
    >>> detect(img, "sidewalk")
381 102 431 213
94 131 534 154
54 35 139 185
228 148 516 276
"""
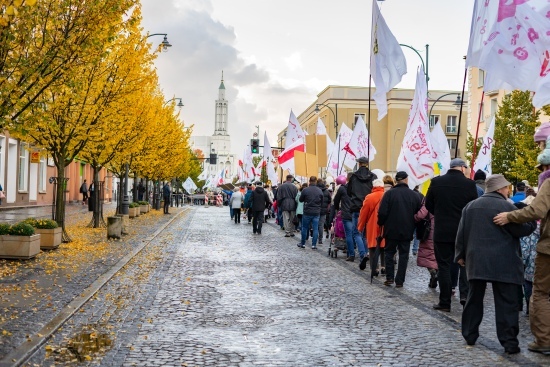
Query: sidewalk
0 203 188 362
0 202 102 224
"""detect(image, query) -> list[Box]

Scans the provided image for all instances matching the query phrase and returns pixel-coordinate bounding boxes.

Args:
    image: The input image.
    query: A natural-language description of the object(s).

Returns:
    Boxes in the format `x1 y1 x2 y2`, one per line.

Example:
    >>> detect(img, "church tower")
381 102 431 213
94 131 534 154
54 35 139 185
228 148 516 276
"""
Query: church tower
214 71 228 135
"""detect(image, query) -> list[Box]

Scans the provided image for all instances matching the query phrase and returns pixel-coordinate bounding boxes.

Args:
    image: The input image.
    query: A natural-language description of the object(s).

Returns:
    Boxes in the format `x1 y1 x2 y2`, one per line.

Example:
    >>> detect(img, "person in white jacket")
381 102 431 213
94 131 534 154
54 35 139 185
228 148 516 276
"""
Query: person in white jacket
229 188 243 224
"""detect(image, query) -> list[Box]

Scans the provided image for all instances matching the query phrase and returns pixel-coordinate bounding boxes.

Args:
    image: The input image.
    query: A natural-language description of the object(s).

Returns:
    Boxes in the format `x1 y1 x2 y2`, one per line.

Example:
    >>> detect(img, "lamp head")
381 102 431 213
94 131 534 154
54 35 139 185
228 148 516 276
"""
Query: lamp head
314 104 320 115
453 95 463 110
161 35 172 52
177 99 184 108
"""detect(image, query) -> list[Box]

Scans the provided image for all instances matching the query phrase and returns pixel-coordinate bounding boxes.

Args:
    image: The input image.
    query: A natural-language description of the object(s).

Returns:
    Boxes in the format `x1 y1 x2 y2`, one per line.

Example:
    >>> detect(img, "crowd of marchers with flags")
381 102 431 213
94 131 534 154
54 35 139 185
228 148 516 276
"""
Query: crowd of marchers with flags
175 1 550 357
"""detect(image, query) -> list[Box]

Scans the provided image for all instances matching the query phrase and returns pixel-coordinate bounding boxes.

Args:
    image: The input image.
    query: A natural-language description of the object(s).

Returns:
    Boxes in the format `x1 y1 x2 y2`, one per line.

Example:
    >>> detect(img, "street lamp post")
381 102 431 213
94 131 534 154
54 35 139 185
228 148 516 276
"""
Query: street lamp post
429 93 462 119
392 128 401 174
121 163 129 215
400 44 429 91
164 97 184 108
147 33 172 52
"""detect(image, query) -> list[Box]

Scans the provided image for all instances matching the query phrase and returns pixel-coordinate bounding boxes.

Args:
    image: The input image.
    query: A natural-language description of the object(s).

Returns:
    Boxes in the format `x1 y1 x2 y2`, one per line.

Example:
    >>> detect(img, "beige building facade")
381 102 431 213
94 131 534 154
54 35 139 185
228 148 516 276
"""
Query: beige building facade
277 85 468 179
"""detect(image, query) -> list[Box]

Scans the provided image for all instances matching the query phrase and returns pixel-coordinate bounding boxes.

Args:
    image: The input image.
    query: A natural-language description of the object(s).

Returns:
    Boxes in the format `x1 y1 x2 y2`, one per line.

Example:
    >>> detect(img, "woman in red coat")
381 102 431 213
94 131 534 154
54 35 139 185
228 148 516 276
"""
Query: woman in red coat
357 179 386 274
414 204 438 288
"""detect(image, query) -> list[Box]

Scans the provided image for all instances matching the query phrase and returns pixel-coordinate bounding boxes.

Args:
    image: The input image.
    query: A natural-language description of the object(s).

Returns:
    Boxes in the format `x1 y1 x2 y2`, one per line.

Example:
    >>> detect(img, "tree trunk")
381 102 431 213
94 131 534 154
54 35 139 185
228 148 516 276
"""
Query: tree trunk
92 165 100 228
54 157 70 242
133 172 138 203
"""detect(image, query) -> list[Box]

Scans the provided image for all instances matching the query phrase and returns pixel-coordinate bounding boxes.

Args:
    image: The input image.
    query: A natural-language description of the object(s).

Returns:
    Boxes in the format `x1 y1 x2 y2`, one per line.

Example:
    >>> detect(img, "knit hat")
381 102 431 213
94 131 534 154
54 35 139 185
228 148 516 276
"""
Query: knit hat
485 174 511 193
473 169 486 181
534 122 550 142
373 179 384 187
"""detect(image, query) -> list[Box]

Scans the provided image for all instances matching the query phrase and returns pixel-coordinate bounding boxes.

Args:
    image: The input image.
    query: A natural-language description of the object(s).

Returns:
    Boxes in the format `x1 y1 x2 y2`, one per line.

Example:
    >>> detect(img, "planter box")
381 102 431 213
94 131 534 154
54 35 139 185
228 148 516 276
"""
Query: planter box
139 205 148 214
35 228 62 250
129 207 139 218
0 235 41 259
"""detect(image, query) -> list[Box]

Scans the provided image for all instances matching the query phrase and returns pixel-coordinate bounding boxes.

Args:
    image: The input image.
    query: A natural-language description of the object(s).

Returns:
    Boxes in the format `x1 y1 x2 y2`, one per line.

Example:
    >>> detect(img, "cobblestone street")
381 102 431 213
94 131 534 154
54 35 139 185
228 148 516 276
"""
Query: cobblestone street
4 205 548 366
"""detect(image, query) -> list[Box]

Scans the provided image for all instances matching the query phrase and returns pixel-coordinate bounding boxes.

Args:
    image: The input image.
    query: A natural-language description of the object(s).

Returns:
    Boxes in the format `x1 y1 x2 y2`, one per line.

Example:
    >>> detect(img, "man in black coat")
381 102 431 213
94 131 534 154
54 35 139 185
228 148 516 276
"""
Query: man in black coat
298 176 323 249
426 158 478 311
456 174 536 354
276 175 299 237
346 157 376 267
251 182 271 235
317 179 331 245
377 171 422 287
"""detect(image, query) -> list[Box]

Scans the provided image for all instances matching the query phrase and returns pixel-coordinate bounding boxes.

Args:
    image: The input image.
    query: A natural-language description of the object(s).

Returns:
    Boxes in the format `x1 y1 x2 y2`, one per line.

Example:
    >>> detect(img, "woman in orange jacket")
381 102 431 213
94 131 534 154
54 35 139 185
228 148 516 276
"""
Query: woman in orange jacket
357 179 386 274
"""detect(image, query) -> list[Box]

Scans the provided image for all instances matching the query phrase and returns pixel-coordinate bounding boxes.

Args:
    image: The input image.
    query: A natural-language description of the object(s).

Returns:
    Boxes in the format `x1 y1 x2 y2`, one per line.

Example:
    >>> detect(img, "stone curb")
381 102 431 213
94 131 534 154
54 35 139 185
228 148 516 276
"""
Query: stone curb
0 209 186 367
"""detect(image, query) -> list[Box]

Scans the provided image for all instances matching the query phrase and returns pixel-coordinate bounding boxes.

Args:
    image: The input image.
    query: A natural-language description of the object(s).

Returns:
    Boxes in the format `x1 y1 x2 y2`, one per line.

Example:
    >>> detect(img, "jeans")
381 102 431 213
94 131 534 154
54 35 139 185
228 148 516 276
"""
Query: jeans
230 206 234 219
343 219 356 257
435 241 469 308
412 229 419 254
252 211 264 233
301 214 320 246
318 214 326 243
233 208 241 223
351 212 367 258
384 240 410 285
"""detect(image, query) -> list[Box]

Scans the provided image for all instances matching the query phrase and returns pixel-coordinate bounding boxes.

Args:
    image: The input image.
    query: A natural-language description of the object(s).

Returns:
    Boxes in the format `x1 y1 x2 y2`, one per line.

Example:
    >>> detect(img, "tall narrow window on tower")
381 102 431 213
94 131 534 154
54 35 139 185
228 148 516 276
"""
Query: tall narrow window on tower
251 139 260 154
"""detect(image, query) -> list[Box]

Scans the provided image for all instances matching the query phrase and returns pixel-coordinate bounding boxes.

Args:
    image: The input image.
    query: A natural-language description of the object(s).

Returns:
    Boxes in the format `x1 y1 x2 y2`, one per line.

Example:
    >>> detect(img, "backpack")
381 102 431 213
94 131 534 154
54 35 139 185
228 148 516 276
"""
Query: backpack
415 215 431 242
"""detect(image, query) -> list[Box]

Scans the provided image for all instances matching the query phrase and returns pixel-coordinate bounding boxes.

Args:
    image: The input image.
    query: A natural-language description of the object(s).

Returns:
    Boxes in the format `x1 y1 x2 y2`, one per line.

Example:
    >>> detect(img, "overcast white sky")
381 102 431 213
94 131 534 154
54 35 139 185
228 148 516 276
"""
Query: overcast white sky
140 0 475 155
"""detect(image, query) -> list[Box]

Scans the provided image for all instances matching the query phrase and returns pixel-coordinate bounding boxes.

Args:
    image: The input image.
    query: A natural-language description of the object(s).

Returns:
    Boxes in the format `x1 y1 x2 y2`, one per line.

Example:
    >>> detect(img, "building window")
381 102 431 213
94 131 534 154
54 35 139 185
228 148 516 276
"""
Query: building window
448 138 457 156
429 115 440 129
446 116 458 134
39 156 46 192
478 102 484 122
354 113 366 127
478 69 485 88
490 98 498 119
18 143 29 191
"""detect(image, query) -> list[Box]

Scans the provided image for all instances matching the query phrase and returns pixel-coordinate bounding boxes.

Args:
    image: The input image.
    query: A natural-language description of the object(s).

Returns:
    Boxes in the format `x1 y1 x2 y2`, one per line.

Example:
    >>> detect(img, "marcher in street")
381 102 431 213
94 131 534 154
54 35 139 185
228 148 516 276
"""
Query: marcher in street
457 174 536 354
412 185 424 256
426 158 478 311
163 182 171 214
357 178 386 274
295 183 307 234
511 181 527 203
414 202 437 288
229 188 243 224
317 179 331 245
244 184 254 224
80 180 88 205
515 201 539 316
473 169 486 197
493 122 550 354
333 174 355 261
276 175 298 237
347 157 376 269
298 176 323 249
377 172 422 287
251 182 271 235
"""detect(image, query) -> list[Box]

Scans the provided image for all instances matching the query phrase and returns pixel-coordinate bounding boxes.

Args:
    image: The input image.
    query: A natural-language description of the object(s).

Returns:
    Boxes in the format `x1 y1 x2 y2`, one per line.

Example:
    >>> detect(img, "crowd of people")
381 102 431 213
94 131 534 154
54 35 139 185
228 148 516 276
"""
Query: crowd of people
221 123 550 357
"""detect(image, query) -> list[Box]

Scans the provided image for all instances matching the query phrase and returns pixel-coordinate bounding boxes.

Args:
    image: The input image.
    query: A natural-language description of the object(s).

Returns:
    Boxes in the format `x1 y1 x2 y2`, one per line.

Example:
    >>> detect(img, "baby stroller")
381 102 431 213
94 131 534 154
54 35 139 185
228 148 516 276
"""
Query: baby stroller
328 210 347 258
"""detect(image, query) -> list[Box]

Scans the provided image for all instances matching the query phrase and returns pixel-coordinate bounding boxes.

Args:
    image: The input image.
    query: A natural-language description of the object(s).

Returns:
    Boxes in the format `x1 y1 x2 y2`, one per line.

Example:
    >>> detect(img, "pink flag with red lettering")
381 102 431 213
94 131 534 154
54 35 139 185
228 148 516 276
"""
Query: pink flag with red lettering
467 0 550 107
285 110 306 149
396 68 434 188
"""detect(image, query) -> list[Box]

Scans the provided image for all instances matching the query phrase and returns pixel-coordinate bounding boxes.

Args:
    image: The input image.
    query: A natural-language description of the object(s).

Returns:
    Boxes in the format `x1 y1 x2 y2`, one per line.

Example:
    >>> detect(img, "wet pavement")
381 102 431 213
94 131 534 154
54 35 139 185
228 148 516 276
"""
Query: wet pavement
0 205 548 366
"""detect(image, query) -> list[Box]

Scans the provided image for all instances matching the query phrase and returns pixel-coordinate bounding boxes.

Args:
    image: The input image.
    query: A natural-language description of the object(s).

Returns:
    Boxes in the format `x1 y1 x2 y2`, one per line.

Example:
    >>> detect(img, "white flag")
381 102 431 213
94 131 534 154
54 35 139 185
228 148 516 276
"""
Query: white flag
285 110 307 149
278 138 305 174
342 115 376 169
183 177 197 193
396 68 434 188
473 115 495 175
242 147 255 181
316 118 335 159
467 0 550 107
263 132 279 184
370 0 407 121
198 168 208 181
327 124 353 177
430 121 451 176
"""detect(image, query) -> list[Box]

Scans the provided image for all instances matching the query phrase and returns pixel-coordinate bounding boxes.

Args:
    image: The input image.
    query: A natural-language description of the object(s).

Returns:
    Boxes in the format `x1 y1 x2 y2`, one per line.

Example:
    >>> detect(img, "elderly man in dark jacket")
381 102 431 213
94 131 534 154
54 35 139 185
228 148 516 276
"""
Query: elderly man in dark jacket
456 174 536 354
346 157 376 268
251 182 271 235
426 158 478 311
298 176 323 249
377 171 422 287
276 175 298 237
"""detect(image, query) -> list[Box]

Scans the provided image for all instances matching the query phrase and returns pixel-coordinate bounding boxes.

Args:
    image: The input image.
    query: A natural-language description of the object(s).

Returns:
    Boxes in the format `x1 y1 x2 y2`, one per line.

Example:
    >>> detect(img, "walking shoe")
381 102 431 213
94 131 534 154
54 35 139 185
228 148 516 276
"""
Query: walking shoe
380 267 386 275
412 251 417 256
290 233 295 237
318 241 323 245
285 234 291 237
460 299 466 307
311 246 317 250
527 342 550 354
258 231 261 235
432 304 450 312
345 256 355 262
297 243 305 249
384 279 394 286
428 269 438 289
504 346 521 354
359 256 368 270
395 284 403 288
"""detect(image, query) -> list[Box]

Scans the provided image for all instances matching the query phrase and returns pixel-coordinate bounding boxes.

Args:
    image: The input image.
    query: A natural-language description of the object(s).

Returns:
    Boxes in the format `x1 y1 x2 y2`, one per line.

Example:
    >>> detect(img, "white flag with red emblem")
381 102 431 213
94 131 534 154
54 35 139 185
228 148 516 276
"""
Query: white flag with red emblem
327 124 353 177
263 132 278 184
396 68 434 188
467 0 550 107
342 115 376 168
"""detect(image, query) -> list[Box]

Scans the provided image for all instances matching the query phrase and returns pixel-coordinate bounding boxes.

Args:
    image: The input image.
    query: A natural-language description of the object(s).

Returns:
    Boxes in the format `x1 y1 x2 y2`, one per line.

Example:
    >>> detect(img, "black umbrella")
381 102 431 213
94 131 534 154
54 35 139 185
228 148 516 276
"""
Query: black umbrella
371 226 383 283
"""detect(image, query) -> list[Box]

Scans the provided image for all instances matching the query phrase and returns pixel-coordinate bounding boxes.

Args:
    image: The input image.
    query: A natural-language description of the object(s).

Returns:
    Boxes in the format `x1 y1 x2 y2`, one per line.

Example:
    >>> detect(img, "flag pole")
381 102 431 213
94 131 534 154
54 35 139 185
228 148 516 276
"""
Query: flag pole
455 57 468 159
470 91 486 178
368 75 372 170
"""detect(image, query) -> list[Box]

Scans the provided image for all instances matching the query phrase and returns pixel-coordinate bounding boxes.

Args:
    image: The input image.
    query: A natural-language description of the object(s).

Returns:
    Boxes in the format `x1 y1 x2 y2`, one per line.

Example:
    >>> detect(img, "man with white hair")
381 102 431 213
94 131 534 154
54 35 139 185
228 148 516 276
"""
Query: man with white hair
458 174 535 354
